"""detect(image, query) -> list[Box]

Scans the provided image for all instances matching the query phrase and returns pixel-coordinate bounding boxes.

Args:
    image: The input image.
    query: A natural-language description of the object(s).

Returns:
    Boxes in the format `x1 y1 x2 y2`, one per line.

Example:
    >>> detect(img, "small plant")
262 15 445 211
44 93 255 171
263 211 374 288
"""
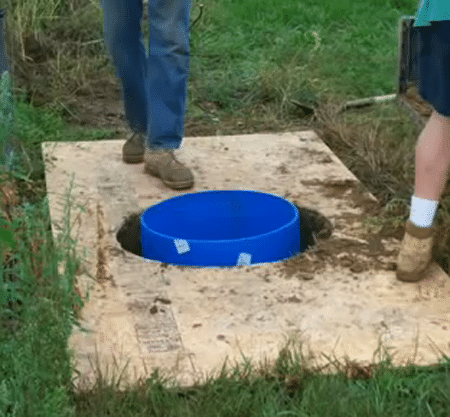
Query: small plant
0 70 14 147
0 69 17 249
0 219 16 249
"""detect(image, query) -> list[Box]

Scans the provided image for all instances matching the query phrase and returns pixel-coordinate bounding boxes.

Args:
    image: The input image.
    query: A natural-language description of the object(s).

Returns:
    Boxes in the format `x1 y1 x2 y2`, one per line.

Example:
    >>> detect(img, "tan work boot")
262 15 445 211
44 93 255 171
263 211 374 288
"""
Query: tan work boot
396 219 438 282
122 132 145 164
144 148 194 190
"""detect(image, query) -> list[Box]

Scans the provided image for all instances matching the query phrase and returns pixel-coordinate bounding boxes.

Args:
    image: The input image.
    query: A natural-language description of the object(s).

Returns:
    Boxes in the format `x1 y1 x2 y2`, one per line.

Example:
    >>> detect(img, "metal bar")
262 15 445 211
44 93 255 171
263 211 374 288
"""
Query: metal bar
339 94 397 113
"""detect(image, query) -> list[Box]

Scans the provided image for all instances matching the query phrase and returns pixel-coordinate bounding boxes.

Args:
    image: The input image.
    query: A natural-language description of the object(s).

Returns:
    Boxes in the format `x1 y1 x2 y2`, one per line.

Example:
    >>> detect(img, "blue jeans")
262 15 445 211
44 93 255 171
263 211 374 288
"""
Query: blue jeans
100 0 192 150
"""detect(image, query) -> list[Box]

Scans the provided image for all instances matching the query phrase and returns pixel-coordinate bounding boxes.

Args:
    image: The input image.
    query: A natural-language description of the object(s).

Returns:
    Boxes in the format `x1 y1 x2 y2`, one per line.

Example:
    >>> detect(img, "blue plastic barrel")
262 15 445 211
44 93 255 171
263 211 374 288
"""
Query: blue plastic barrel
141 190 304 267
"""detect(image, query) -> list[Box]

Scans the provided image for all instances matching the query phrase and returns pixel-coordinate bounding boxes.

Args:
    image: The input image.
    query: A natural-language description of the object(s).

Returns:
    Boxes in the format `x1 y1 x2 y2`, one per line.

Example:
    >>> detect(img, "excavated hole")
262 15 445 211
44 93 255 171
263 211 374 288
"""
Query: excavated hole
113 180 406 279
116 204 333 265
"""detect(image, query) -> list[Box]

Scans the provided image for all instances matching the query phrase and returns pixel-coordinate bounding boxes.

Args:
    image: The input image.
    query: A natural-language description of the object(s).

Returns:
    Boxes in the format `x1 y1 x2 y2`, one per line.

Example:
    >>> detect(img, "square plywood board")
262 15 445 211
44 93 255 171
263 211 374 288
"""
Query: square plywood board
42 131 450 392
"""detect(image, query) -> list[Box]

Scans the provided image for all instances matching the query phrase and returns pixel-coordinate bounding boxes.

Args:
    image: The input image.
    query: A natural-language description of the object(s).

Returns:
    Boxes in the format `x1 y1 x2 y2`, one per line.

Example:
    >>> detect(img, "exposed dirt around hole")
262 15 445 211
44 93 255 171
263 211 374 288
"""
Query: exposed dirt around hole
113 176 405 281
277 175 448 280
277 179 401 280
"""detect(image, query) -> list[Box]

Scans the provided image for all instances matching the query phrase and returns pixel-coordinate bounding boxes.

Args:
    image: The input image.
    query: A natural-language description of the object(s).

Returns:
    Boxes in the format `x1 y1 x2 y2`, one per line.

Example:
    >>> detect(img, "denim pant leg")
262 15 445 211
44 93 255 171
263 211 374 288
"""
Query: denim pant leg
147 0 192 150
100 0 148 134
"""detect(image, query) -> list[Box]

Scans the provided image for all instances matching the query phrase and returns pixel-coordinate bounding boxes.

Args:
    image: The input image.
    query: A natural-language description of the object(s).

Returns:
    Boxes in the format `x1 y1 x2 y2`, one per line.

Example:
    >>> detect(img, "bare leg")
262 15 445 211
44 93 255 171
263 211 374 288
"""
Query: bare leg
414 109 450 201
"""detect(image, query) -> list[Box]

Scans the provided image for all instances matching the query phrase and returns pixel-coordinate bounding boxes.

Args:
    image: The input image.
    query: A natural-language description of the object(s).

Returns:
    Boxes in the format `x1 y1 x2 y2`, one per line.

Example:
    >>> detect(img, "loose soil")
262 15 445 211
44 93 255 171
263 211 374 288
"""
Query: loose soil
114 167 403 282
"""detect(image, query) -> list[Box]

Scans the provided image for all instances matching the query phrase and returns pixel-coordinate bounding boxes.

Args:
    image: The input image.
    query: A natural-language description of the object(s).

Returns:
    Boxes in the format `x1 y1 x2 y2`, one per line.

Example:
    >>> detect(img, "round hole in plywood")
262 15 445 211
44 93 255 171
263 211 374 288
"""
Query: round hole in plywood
117 191 332 267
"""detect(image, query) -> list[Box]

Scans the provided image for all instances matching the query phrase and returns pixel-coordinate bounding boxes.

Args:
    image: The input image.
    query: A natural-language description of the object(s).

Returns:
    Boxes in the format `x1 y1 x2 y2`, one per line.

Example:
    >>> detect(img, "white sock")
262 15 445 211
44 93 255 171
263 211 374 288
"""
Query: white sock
409 195 438 228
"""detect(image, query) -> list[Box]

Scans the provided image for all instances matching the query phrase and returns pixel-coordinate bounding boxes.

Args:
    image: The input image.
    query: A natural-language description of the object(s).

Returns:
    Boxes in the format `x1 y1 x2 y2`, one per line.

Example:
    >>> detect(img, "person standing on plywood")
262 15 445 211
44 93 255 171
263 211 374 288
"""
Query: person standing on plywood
100 0 195 191
396 0 450 282
100 0 450 283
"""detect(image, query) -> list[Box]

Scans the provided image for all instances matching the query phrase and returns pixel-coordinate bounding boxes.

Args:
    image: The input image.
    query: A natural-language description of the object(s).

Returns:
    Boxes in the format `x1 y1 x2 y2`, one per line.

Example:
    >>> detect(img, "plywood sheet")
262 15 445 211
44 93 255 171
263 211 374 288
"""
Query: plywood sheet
42 131 450 392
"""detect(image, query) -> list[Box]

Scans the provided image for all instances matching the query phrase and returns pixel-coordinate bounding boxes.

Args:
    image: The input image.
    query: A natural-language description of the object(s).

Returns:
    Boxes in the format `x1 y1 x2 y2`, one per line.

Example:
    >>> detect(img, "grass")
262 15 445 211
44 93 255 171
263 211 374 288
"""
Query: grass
2 0 450 415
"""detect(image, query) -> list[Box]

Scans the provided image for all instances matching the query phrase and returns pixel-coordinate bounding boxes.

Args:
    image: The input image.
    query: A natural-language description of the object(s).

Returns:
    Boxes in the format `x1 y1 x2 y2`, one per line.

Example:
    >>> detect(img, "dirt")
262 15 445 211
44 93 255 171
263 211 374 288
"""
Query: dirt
116 211 142 257
287 174 449 279
47 71 317 143
114 174 406 281
67 80 128 133
277 179 400 280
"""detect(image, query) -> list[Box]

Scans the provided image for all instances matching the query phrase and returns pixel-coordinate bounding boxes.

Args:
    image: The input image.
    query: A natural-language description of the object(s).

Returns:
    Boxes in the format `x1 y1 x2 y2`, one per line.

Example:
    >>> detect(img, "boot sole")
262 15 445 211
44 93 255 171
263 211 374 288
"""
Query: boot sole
396 267 429 282
395 219 436 282
122 153 144 164
144 164 194 190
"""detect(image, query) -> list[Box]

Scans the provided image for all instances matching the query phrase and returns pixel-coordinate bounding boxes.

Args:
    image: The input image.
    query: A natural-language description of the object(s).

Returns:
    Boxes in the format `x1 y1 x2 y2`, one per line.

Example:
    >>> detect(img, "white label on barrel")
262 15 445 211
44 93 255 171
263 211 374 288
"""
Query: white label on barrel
174 239 190 254
237 252 252 266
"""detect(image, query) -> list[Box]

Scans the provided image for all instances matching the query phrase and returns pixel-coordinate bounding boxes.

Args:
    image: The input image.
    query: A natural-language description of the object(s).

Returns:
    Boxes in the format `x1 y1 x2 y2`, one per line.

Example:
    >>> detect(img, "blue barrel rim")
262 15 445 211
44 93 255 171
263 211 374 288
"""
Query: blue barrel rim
141 189 300 243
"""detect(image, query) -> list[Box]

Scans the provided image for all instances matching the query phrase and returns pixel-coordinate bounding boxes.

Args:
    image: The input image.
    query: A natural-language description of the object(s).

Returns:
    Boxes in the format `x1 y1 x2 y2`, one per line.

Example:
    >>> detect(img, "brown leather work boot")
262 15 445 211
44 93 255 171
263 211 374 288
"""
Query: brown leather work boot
396 219 438 282
143 148 194 190
122 132 145 164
